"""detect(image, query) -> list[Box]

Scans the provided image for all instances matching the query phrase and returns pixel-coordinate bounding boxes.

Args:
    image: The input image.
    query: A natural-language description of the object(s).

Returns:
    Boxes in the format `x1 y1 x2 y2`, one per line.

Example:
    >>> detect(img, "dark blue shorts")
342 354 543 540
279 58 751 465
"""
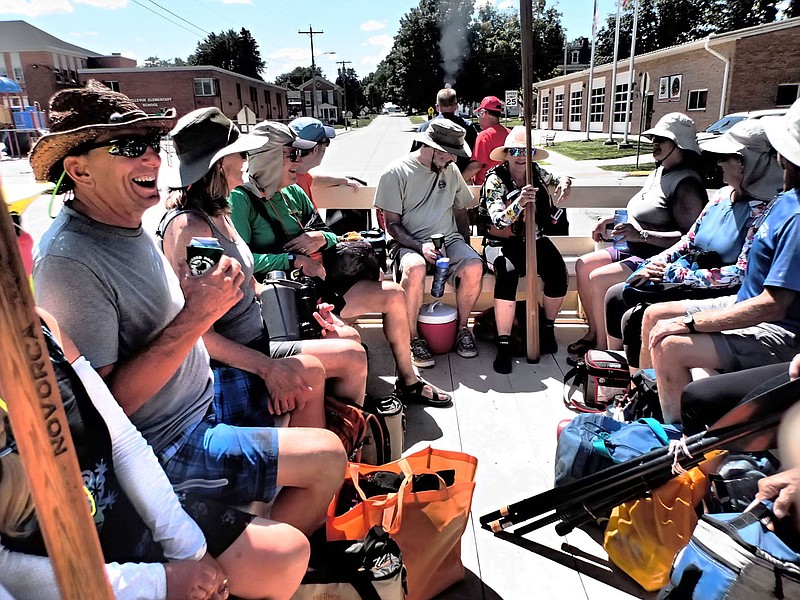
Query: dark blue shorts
162 366 280 504
605 247 645 272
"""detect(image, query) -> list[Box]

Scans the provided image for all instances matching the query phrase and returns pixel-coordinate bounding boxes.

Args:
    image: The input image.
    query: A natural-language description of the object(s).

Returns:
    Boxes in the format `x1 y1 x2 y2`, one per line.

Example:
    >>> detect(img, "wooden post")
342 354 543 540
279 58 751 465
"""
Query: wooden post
520 0 541 363
0 182 113 599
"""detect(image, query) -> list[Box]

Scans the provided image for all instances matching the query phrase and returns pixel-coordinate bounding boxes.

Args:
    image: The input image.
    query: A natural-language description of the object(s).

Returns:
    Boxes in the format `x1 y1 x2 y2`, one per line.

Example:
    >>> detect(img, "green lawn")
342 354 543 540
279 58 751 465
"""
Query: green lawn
599 162 657 173
551 139 653 160
408 115 427 125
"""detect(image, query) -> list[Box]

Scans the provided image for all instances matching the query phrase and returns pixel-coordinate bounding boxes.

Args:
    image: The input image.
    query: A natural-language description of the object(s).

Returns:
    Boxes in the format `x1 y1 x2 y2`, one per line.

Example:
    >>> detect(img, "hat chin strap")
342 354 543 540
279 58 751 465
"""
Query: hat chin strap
656 142 678 167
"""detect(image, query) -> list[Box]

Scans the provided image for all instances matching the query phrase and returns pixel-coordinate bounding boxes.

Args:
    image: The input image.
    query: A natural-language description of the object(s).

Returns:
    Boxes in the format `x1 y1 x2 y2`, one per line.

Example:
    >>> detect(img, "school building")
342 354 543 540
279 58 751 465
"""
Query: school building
534 17 800 135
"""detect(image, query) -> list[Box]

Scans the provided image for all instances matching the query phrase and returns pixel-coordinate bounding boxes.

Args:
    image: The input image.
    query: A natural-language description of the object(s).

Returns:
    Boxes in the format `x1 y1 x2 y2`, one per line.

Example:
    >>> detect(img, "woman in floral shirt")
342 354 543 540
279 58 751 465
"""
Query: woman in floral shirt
479 126 572 373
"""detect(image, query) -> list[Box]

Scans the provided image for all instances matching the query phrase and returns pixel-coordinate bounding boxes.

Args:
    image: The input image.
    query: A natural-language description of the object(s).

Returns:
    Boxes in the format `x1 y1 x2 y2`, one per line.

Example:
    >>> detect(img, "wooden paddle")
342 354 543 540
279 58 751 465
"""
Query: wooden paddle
0 182 113 599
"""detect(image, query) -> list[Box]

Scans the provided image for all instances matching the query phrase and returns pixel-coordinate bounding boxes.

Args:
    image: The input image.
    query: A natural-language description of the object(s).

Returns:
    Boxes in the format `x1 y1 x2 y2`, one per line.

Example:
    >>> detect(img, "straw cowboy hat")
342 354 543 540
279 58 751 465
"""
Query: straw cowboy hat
29 80 176 186
763 97 800 168
489 125 549 162
641 112 701 155
699 120 783 201
160 107 269 188
413 119 471 158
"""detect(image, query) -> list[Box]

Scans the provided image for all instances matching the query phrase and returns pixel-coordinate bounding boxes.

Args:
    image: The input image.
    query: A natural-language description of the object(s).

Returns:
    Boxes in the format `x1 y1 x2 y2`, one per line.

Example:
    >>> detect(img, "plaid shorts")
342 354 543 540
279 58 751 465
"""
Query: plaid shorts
161 366 280 504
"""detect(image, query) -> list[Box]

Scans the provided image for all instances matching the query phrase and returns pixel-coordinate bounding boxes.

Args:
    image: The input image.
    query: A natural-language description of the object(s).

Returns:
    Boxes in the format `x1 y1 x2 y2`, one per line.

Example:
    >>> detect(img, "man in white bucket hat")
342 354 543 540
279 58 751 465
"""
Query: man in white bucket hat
648 98 800 424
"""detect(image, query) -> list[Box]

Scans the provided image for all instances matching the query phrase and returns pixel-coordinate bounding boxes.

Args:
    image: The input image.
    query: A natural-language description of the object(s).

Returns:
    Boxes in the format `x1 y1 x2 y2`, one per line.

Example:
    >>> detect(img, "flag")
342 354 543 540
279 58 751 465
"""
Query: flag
592 0 600 38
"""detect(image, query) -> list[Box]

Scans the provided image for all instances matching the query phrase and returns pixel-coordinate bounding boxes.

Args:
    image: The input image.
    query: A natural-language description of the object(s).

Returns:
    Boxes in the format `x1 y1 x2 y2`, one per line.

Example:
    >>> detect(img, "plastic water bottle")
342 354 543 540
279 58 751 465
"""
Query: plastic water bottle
431 257 450 298
613 209 629 252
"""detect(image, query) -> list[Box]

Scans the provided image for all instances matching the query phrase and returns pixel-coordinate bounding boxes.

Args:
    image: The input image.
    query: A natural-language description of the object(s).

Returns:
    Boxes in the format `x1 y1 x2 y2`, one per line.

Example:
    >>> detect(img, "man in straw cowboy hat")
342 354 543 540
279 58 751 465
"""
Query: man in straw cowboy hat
647 98 800 424
375 118 483 374
30 81 346 538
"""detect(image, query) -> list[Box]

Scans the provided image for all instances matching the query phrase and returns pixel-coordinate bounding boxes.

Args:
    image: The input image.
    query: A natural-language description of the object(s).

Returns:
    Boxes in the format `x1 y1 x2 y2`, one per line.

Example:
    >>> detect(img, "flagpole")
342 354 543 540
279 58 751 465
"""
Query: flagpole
583 0 598 142
604 0 623 145
619 0 639 149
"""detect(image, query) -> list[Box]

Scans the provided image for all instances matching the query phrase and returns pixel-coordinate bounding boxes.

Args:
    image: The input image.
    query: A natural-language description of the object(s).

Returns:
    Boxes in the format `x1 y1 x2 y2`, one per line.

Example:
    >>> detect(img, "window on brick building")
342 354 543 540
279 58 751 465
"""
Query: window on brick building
687 89 707 111
103 81 120 92
776 83 800 107
540 95 550 124
590 87 605 123
570 90 582 123
193 78 215 96
613 83 630 123
553 93 564 124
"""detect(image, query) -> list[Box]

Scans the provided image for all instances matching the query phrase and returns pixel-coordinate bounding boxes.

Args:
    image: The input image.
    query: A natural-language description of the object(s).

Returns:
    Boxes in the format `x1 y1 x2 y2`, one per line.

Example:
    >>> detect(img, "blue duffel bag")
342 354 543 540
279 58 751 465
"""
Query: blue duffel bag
659 501 800 599
554 413 683 487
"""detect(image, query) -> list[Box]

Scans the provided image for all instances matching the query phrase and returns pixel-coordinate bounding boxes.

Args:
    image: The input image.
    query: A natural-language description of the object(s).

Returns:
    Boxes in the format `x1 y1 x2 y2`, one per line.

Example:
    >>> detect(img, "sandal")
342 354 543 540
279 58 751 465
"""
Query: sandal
567 336 596 356
395 378 452 408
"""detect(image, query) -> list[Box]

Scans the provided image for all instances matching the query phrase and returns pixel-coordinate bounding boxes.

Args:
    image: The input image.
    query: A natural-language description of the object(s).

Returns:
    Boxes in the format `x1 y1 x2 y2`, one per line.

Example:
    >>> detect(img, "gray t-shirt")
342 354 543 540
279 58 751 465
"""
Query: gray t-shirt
374 154 476 244
34 205 213 454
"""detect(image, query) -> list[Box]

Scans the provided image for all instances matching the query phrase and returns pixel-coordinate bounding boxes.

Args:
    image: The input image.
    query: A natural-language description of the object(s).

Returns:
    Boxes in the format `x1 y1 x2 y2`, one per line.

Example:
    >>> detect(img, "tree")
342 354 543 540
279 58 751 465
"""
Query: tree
335 67 364 115
141 56 188 68
188 28 265 80
786 0 799 18
274 66 322 90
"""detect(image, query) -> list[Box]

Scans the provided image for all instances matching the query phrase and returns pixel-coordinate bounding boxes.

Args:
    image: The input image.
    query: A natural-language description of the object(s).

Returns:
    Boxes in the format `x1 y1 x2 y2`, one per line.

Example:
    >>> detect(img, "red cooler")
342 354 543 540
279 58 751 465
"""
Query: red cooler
417 302 457 355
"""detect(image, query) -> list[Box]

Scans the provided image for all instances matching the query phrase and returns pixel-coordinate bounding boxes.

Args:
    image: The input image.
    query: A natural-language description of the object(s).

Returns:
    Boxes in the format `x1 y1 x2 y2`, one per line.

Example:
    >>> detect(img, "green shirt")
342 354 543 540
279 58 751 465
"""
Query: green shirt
228 184 338 277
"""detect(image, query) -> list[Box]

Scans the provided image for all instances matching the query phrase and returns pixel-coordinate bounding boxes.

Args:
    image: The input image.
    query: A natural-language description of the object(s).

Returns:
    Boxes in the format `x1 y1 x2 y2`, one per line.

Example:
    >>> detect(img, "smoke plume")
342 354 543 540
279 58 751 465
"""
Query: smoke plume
438 2 471 86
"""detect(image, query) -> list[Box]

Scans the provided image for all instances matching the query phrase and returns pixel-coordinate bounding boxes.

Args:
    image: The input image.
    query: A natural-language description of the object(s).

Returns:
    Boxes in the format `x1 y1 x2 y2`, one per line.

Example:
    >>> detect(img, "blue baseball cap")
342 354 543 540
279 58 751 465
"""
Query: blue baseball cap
289 116 336 143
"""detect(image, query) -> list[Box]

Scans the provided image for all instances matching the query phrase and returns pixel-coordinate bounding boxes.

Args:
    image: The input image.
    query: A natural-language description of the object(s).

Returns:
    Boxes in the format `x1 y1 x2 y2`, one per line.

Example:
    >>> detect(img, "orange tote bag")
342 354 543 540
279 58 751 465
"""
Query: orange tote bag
327 447 478 600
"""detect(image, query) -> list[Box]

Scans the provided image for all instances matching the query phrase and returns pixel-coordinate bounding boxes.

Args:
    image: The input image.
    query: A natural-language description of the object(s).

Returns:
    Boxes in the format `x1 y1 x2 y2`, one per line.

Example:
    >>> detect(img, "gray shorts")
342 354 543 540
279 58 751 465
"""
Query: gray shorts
395 238 482 286
678 297 799 372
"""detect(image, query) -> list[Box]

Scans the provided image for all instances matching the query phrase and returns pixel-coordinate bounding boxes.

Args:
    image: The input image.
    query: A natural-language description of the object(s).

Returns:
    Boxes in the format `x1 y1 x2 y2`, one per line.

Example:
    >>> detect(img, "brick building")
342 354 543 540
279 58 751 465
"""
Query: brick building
534 17 800 135
0 20 288 128
81 66 288 123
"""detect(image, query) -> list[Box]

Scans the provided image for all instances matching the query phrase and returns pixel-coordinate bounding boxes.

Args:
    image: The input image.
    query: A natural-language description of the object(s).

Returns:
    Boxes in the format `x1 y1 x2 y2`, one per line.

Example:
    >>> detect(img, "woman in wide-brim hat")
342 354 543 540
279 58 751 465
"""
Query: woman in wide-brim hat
568 112 708 359
160 107 362 426
478 125 572 373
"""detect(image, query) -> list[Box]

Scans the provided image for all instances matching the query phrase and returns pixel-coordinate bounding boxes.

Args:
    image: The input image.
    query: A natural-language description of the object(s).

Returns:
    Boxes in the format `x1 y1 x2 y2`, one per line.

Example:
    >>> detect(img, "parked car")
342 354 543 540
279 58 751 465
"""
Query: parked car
698 108 787 140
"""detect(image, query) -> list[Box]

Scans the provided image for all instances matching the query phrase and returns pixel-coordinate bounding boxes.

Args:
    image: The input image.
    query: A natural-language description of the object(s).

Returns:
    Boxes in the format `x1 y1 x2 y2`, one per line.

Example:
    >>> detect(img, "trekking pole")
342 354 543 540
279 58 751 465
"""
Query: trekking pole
0 184 113 599
482 377 800 533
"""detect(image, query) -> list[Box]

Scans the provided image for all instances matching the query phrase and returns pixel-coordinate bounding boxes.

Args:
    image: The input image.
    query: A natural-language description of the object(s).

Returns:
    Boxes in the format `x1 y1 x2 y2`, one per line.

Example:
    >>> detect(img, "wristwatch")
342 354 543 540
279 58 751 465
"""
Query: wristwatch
640 229 650 241
683 314 697 334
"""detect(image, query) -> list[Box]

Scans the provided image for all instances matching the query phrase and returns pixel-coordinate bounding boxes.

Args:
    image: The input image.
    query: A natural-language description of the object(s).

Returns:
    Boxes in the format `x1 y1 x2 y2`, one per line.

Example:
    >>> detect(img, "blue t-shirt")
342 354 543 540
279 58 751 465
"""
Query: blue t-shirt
736 188 800 333
692 193 757 265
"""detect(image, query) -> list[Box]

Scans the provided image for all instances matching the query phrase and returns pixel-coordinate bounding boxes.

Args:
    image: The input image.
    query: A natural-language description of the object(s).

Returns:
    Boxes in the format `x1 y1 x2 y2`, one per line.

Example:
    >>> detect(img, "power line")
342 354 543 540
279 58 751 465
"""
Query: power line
142 0 210 36
129 0 206 38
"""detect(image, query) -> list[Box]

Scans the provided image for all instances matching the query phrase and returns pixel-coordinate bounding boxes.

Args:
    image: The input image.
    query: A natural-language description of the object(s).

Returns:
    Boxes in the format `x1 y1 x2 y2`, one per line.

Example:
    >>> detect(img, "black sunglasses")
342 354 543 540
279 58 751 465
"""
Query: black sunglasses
283 147 312 162
78 134 162 158
650 135 671 144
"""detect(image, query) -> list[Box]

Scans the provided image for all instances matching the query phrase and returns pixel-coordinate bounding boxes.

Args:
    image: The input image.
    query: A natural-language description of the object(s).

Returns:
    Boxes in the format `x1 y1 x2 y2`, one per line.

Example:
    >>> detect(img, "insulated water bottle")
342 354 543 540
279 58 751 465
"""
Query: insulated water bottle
260 271 301 341
613 209 629 252
431 257 450 298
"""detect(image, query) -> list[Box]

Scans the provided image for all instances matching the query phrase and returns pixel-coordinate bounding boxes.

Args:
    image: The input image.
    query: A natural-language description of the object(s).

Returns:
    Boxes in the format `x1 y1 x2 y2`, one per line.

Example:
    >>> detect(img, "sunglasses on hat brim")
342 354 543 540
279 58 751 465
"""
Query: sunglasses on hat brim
73 134 162 158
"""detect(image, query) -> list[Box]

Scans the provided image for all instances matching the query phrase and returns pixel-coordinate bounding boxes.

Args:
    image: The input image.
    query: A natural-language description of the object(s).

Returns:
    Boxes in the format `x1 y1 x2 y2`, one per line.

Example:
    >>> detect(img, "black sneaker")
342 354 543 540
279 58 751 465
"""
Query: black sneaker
456 327 478 358
410 337 435 368
493 336 512 374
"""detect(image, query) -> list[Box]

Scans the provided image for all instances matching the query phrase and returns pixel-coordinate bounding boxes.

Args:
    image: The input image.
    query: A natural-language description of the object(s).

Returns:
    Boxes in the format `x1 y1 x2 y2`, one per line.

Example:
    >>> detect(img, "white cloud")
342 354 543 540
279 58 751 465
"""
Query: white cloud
269 47 312 63
0 0 73 16
498 0 514 8
360 20 386 32
474 0 494 8
365 35 393 50
74 0 127 7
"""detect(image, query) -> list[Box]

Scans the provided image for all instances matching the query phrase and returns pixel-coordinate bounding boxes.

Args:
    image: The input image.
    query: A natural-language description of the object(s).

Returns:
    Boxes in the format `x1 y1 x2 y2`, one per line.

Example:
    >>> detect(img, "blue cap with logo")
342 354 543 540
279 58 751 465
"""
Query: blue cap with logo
290 116 336 143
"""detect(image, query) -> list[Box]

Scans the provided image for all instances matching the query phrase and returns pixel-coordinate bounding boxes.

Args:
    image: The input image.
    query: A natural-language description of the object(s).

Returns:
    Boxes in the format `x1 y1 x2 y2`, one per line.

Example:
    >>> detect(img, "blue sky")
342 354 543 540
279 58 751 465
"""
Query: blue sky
0 0 619 82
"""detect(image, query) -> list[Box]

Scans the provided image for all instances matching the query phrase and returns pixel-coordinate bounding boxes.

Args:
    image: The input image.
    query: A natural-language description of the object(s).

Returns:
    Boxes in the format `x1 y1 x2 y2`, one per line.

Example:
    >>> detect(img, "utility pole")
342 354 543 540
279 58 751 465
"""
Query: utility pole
337 59 352 130
299 25 323 119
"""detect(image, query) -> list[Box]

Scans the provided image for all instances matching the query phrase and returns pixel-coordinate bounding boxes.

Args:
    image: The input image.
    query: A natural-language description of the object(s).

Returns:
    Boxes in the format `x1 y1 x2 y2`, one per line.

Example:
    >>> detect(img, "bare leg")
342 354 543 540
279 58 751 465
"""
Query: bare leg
543 295 564 321
271 428 347 536
342 280 418 386
292 339 367 406
399 252 427 338
454 259 484 328
586 262 633 351
651 333 722 423
639 301 687 368
574 250 614 342
218 518 309 600
281 354 327 428
495 298 516 336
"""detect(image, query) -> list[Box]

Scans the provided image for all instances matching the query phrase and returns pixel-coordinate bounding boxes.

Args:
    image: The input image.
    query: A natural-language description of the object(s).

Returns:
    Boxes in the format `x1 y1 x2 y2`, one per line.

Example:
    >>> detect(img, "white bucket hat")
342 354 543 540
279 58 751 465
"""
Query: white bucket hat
642 112 701 155
699 120 783 201
763 98 800 168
